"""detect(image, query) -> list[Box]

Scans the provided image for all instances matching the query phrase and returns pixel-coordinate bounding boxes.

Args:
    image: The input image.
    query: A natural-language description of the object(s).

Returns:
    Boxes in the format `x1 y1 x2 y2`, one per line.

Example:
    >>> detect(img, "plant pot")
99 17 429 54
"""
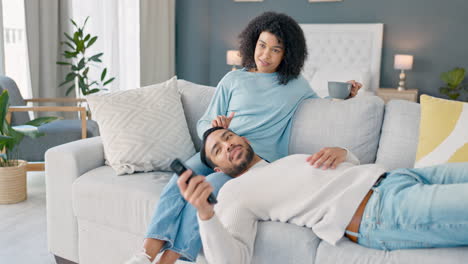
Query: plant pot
0 160 28 204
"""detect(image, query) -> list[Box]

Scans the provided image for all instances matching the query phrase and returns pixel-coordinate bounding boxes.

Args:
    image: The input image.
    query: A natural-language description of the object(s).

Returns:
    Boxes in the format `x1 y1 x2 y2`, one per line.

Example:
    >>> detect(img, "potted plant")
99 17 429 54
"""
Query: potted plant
57 16 115 113
0 90 59 204
439 67 468 101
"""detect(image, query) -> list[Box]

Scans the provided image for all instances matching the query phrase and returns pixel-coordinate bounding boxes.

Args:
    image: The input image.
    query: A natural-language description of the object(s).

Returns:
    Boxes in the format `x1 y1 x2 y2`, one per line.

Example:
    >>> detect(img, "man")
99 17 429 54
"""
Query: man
178 127 468 264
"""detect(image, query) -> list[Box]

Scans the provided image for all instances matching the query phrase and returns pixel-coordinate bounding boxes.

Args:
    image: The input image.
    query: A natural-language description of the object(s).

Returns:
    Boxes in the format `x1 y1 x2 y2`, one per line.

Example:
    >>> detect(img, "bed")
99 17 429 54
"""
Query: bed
300 23 384 97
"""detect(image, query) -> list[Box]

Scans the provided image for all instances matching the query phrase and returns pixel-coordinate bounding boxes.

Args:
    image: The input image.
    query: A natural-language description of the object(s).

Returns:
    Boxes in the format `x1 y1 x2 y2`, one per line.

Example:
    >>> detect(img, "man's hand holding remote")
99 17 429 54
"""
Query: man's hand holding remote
177 169 215 221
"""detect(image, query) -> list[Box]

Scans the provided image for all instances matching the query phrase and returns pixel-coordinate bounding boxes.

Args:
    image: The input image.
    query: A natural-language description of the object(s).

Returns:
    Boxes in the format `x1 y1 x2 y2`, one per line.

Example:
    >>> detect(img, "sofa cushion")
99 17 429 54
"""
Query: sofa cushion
72 166 172 235
316 238 468 264
375 100 420 170
252 221 321 264
177 79 215 151
289 96 384 164
86 77 195 175
414 95 468 168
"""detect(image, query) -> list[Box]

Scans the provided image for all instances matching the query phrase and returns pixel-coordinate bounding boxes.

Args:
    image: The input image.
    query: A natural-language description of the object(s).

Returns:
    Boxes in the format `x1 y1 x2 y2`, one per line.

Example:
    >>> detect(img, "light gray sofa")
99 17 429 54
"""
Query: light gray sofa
45 80 468 264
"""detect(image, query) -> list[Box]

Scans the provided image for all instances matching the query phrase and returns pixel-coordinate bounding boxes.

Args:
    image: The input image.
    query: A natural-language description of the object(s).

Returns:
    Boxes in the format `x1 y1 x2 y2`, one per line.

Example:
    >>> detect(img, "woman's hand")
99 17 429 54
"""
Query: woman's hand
346 80 362 99
177 169 215 220
211 112 235 128
306 147 347 170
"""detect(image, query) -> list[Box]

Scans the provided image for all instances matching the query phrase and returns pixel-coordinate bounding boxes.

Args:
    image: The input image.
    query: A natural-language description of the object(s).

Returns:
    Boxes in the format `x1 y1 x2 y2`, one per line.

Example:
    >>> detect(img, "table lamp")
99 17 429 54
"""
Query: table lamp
226 50 242 71
394 54 413 91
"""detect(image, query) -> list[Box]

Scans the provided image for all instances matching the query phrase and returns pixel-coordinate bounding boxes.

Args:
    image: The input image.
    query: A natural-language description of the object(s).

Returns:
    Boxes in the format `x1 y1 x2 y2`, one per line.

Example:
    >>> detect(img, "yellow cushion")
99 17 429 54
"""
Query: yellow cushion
415 95 468 168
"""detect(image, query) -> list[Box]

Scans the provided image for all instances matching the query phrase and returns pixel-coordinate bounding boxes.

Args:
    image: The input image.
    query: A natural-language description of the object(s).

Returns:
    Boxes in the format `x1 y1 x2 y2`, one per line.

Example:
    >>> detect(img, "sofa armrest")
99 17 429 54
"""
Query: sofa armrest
45 136 105 262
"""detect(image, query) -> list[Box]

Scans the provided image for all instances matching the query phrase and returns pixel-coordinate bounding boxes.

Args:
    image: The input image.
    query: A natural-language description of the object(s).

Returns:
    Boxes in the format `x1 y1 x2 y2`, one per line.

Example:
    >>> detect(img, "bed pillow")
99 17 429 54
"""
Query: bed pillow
86 76 195 175
310 68 371 98
414 95 468 168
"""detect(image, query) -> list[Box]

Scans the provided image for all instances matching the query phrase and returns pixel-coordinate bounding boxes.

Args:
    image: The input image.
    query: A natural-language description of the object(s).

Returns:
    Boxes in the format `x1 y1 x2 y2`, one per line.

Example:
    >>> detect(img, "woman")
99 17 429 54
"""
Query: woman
127 11 361 264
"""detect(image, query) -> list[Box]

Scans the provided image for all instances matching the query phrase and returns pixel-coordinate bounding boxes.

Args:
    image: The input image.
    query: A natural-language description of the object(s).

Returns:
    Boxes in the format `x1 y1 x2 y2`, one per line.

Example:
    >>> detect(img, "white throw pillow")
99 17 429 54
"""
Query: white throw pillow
309 68 371 98
86 76 195 175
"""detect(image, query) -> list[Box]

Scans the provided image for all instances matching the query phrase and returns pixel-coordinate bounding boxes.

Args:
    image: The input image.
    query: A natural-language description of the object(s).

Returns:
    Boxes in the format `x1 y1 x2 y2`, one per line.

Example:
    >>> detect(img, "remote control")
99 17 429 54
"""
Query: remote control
170 159 217 204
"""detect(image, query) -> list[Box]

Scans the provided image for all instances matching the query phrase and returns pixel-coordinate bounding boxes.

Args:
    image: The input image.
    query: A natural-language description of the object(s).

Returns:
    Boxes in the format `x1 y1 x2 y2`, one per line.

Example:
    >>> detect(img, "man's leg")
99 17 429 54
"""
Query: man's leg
358 165 468 250
403 162 468 184
142 153 214 261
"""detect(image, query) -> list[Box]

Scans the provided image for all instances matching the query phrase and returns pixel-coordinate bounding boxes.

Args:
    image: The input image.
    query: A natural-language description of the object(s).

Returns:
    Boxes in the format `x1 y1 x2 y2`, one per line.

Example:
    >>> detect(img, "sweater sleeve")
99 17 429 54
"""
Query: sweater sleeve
299 75 320 99
344 149 360 165
198 197 258 264
196 75 232 139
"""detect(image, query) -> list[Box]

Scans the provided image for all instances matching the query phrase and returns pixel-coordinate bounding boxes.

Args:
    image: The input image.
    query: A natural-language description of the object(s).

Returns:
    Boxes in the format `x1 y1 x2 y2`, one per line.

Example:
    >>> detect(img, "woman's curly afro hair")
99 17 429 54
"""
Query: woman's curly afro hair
238 12 307 85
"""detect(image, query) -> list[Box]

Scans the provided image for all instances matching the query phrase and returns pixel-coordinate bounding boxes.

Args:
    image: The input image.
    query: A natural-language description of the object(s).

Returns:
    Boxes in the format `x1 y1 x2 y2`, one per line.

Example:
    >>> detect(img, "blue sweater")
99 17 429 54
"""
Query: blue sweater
197 69 319 162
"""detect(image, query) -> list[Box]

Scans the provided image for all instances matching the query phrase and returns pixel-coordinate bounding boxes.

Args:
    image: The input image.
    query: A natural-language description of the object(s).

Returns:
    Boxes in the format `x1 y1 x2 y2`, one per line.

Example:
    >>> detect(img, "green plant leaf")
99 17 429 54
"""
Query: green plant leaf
0 135 13 145
12 125 45 139
86 36 97 48
59 78 74 87
61 41 75 50
77 58 86 70
6 124 24 149
26 117 60 127
64 51 78 59
56 61 72 66
103 77 115 86
71 19 78 29
64 32 74 43
0 90 9 134
84 34 90 42
65 72 76 82
65 84 75 96
73 31 80 44
101 68 107 81
83 16 90 29
449 92 460 100
83 67 90 77
78 76 88 95
441 67 466 87
89 53 103 62
440 87 450 95
88 88 100 94
76 41 85 54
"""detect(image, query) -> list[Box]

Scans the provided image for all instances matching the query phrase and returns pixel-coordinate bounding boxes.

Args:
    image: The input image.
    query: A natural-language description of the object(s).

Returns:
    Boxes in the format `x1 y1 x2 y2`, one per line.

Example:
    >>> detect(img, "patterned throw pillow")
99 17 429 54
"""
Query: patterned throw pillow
414 95 468 168
86 76 195 175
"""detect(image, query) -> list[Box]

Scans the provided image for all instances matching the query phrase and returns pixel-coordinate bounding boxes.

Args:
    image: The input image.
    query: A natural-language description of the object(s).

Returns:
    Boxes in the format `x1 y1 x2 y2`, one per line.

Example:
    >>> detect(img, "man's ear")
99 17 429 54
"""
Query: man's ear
214 167 223 173
241 136 251 145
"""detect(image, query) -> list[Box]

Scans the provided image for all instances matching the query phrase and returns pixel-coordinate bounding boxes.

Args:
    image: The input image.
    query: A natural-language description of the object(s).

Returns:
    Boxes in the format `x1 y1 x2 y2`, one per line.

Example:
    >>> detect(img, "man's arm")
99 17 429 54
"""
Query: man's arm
306 147 360 169
177 170 257 264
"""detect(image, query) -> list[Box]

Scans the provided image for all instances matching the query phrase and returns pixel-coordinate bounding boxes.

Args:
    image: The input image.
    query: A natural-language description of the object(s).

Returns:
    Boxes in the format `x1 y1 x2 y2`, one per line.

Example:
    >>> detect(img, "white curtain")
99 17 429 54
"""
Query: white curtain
24 0 72 117
24 0 72 99
0 0 6 76
23 0 174 96
140 0 175 86
72 0 140 91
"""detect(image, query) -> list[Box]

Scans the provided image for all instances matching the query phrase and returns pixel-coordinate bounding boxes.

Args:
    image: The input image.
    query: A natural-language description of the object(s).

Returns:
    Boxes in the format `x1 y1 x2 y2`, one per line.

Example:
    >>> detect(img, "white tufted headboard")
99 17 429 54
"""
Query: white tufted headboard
300 23 383 97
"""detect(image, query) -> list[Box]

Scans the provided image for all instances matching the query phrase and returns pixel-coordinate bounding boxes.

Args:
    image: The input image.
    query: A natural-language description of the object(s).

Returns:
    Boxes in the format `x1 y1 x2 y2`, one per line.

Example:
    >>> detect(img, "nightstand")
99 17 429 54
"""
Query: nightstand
376 88 418 103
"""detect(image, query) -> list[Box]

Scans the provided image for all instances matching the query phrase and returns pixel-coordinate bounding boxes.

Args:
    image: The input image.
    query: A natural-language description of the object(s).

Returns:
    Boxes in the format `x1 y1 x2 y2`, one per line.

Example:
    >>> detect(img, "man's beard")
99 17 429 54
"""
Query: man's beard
223 144 255 177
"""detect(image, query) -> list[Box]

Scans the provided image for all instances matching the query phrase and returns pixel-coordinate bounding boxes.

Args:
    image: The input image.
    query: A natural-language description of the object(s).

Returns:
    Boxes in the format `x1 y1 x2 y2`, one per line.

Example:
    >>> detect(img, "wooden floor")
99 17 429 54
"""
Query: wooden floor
0 172 60 264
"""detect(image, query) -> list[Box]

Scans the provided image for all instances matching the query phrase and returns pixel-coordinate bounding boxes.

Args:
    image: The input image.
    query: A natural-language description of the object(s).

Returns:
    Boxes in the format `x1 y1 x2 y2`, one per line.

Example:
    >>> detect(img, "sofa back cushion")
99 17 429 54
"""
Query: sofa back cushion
375 100 420 170
178 79 215 151
289 96 385 164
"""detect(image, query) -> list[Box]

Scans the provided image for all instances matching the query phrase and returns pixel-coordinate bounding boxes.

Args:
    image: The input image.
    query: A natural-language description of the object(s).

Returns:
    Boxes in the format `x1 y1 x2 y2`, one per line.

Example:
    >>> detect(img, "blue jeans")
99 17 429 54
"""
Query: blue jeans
356 162 468 250
145 153 232 262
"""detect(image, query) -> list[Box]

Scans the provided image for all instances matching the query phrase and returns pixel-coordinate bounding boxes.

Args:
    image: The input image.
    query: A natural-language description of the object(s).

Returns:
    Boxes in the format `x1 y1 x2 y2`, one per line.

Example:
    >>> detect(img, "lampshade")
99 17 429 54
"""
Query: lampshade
226 50 242 66
394 54 413 70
